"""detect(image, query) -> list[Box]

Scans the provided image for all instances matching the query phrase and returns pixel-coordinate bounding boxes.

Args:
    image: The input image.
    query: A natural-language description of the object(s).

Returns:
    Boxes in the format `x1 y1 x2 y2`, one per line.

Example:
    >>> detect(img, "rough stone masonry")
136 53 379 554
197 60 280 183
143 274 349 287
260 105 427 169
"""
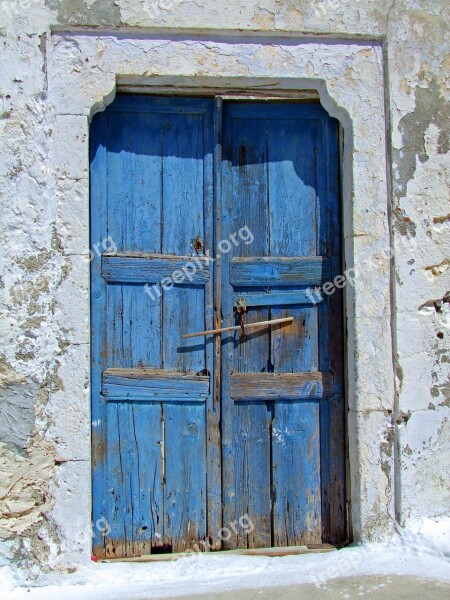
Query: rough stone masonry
0 0 448 572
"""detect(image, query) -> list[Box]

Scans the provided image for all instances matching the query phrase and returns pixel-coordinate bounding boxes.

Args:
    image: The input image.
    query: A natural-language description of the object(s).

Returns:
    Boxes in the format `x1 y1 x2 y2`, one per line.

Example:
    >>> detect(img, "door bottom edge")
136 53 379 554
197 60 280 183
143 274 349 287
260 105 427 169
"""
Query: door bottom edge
97 544 338 562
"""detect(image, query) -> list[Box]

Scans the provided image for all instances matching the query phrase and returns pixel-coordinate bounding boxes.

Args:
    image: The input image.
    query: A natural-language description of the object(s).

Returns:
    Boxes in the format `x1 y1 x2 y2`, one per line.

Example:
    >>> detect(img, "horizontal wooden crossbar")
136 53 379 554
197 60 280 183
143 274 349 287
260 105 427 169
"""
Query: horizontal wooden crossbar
102 368 209 402
233 290 323 306
230 256 331 287
231 372 333 401
181 317 294 339
101 253 210 284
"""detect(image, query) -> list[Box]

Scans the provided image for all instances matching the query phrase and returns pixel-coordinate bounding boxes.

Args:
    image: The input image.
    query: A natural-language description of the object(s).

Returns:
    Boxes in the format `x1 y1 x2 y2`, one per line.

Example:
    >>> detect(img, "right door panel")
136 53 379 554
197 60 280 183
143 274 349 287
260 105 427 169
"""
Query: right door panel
220 102 345 548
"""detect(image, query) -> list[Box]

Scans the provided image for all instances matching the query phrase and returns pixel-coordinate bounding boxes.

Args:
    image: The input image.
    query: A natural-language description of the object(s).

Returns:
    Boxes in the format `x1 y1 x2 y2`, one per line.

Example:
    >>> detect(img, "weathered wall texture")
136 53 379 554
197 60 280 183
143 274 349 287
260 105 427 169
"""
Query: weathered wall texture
0 0 448 571
386 3 449 524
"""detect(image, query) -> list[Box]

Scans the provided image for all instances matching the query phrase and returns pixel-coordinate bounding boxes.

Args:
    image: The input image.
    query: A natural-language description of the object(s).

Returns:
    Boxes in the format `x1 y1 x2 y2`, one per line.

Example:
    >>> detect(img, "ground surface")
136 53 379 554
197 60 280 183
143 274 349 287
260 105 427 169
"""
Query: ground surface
2 519 449 600
155 576 450 600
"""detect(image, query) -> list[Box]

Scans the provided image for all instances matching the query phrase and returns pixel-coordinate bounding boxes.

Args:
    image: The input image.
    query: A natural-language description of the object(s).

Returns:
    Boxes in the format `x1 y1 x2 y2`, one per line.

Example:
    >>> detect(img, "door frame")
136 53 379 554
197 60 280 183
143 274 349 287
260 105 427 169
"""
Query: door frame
49 33 395 559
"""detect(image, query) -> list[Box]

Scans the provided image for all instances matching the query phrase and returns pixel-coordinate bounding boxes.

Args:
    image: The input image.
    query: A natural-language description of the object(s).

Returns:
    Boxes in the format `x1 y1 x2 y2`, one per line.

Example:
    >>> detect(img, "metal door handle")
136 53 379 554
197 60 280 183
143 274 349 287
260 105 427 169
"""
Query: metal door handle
181 317 294 339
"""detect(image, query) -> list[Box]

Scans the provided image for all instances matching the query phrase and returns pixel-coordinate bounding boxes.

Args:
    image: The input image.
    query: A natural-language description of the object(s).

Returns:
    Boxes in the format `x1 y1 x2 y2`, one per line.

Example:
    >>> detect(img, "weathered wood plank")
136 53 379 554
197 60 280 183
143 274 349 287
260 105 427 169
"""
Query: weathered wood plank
104 112 163 253
99 543 336 562
207 95 223 550
268 117 322 545
221 108 272 550
161 110 208 552
231 372 333 401
104 95 213 115
164 403 207 552
104 402 133 558
272 400 322 546
317 116 346 545
100 112 145 557
230 256 331 287
102 369 209 401
101 253 210 284
233 290 323 307
122 284 160 368
103 402 163 558
90 110 109 558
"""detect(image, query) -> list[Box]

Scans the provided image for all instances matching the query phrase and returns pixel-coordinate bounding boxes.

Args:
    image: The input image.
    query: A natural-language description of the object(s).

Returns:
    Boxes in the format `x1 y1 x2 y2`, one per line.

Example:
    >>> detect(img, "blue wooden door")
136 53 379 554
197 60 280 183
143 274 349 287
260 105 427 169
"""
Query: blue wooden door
91 96 345 558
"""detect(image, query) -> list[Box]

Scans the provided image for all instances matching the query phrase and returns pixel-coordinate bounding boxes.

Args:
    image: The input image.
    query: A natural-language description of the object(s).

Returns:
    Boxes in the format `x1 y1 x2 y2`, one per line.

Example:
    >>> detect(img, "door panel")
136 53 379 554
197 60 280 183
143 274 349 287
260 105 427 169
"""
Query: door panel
91 96 346 558
91 97 214 558
220 102 344 548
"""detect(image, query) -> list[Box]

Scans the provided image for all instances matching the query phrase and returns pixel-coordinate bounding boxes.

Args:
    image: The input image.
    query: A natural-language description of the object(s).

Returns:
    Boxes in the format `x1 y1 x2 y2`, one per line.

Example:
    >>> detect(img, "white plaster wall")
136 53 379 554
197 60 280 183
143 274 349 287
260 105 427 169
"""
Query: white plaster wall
386 3 449 524
0 0 447 571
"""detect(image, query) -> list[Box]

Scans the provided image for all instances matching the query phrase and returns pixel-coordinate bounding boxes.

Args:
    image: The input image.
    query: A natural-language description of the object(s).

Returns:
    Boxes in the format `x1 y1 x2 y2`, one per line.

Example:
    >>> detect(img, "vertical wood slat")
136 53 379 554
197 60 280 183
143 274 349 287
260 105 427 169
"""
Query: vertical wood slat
268 118 321 546
160 109 210 552
317 115 346 544
104 402 163 558
90 111 109 558
221 109 272 549
208 96 223 550
102 108 165 555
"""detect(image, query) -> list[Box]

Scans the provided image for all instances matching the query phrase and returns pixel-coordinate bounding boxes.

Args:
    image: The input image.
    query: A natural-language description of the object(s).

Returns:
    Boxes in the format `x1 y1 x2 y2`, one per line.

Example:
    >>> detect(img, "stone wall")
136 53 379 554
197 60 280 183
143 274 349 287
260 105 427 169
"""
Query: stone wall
0 0 448 570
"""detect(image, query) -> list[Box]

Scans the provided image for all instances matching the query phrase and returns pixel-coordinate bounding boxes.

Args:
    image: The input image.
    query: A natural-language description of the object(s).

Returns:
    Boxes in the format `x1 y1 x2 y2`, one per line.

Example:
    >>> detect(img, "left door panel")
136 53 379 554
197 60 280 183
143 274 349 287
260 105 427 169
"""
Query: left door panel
90 96 214 558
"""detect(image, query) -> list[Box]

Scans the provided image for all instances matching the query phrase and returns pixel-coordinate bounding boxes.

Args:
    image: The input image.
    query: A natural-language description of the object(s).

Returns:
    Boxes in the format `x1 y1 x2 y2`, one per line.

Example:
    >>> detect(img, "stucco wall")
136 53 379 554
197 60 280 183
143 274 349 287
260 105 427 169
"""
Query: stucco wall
0 0 448 571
